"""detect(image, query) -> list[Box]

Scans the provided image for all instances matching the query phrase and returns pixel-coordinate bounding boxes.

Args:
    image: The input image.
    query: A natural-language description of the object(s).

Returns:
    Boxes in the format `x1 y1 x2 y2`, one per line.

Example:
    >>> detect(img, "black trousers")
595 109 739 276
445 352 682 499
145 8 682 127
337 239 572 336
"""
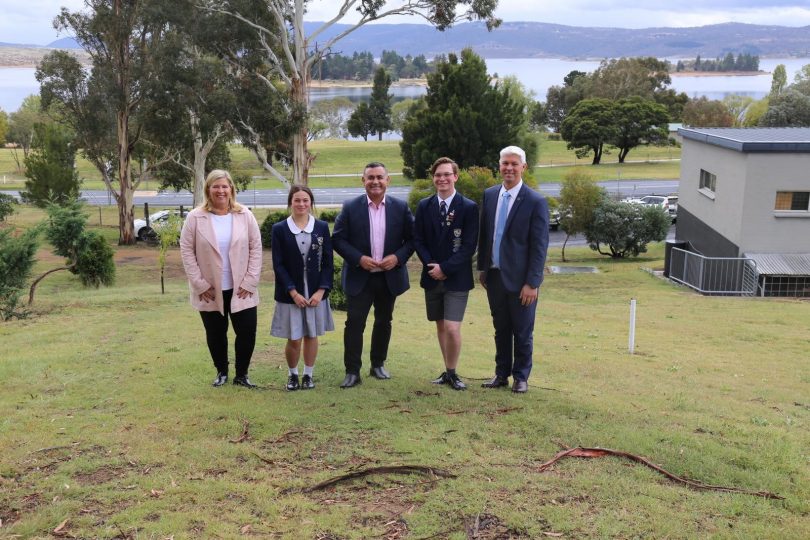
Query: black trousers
199 289 257 377
343 273 396 375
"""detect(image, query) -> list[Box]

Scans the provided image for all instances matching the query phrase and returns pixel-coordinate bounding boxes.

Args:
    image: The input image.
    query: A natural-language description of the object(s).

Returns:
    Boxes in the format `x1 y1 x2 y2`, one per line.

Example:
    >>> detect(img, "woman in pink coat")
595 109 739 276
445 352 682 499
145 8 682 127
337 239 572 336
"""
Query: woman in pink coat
180 170 263 388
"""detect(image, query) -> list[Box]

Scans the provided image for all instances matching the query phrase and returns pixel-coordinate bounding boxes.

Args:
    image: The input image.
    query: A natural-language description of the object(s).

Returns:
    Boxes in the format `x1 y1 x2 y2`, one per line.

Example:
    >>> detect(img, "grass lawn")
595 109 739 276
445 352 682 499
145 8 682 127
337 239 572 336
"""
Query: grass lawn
2 205 806 539
1 136 680 192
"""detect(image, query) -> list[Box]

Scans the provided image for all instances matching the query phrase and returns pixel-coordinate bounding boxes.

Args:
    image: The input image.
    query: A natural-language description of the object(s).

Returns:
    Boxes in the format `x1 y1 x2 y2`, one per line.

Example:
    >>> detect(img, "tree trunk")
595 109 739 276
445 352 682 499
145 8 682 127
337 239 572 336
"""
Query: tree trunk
562 234 570 262
291 76 311 185
190 110 220 208
28 265 72 305
592 144 603 165
618 147 628 163
117 110 136 245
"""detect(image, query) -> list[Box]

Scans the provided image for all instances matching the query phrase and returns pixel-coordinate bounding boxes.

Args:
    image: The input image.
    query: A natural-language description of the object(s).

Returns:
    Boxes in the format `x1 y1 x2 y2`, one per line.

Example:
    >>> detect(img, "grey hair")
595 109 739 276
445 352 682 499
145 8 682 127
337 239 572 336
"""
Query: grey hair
499 146 526 164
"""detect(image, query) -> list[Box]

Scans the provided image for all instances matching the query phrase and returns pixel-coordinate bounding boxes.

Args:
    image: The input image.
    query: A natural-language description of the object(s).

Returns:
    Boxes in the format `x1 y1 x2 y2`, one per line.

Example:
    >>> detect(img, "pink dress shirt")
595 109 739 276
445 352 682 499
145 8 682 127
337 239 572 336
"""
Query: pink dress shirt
367 196 386 271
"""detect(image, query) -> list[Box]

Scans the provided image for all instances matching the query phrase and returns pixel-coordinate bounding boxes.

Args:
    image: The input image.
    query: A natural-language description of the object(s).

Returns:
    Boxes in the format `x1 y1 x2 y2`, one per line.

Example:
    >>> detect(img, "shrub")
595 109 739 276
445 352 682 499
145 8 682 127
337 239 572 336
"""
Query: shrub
456 166 500 207
329 256 347 311
0 226 40 320
406 179 434 214
547 132 562 141
260 210 289 249
317 209 339 223
584 199 670 258
0 193 17 222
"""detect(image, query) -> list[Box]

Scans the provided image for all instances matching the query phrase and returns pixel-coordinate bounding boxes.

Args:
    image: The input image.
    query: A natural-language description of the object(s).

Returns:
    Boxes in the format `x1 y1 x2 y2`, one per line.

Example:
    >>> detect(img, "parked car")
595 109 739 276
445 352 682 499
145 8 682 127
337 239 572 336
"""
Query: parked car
134 209 185 240
549 209 561 231
621 195 678 222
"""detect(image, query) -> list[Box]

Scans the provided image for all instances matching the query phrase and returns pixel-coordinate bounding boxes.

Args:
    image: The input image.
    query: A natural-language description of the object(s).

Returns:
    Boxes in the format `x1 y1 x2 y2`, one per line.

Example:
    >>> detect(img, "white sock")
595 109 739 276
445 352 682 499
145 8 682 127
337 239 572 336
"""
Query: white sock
304 366 314 377
289 367 299 376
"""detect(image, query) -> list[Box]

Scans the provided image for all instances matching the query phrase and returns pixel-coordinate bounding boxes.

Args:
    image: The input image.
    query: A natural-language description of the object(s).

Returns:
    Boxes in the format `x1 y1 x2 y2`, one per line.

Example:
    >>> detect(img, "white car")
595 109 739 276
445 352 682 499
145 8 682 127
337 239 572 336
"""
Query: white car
622 195 678 222
134 210 185 240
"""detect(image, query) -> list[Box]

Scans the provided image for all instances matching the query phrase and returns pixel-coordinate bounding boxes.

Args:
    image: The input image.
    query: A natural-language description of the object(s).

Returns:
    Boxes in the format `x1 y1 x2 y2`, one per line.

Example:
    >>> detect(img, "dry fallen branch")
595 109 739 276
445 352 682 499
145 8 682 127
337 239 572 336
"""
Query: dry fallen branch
266 429 302 444
296 465 456 493
537 446 784 500
229 420 250 444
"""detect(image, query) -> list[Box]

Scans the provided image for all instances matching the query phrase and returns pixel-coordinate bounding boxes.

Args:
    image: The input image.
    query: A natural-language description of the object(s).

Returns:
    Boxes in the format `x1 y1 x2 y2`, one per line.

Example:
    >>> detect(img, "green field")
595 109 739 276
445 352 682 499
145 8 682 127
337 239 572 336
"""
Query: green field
1 135 681 192
0 206 807 538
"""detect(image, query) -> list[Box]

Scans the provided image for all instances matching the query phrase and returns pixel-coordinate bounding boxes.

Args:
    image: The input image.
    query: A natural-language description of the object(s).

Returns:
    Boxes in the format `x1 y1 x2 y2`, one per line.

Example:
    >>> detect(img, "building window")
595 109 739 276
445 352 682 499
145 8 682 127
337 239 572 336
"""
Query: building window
699 169 716 192
775 191 810 211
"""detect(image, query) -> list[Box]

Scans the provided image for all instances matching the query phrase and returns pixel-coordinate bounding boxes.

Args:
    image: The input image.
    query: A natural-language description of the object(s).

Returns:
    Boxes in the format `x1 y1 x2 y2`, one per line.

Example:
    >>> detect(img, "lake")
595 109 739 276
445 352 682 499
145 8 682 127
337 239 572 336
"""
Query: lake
3 57 810 113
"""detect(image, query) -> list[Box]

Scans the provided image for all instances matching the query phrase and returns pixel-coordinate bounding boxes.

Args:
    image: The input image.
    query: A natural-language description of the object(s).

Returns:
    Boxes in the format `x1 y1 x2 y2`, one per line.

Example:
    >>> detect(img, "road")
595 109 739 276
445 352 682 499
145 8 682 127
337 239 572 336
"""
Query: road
548 224 676 247
11 179 677 207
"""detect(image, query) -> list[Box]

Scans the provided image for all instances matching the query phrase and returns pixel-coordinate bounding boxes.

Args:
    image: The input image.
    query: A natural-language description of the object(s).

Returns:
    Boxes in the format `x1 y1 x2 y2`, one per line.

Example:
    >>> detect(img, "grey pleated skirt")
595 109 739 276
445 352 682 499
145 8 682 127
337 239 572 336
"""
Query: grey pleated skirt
271 300 335 340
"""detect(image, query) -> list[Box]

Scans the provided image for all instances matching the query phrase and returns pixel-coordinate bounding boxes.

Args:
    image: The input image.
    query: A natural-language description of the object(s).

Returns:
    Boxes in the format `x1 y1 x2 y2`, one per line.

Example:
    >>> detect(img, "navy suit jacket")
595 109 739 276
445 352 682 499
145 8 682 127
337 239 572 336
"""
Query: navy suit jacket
414 193 479 291
271 218 333 303
477 183 549 293
332 195 415 297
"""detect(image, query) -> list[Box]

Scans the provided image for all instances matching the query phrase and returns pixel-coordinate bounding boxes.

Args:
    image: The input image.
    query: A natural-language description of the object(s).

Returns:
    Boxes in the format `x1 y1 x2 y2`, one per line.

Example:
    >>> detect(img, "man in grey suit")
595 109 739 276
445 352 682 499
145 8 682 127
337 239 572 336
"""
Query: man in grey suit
477 146 549 393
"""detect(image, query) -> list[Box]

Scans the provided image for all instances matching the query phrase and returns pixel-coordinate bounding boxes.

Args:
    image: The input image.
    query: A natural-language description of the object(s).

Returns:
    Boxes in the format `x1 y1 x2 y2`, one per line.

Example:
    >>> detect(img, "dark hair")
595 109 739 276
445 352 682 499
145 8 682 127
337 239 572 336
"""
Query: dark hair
430 157 459 176
363 162 387 176
287 185 315 209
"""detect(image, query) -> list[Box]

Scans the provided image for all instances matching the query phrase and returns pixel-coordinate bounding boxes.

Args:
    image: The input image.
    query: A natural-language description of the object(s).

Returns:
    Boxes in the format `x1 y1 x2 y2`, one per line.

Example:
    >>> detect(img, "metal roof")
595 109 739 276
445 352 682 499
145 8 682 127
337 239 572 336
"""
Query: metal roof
744 253 810 275
678 127 810 153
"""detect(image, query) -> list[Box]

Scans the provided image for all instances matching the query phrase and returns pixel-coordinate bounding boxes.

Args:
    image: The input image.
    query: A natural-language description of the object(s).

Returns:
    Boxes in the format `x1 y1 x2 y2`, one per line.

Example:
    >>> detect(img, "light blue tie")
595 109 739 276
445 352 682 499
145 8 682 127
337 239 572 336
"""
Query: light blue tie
492 192 511 268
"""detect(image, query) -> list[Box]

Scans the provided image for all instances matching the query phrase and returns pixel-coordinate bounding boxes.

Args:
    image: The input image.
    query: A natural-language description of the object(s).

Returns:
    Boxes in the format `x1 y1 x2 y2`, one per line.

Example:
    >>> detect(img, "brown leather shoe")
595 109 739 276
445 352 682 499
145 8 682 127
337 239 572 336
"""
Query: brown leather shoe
481 376 509 388
511 379 528 393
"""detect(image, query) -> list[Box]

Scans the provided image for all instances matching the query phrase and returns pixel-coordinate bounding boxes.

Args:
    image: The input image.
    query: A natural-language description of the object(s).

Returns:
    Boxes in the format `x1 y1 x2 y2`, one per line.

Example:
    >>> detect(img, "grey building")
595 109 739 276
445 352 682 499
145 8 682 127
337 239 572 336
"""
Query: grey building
672 127 810 296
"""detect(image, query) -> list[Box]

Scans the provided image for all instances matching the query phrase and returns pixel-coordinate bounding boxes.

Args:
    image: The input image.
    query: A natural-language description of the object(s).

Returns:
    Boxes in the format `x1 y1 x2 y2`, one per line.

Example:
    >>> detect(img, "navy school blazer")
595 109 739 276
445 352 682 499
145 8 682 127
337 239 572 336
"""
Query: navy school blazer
271 218 334 303
332 194 415 297
413 193 479 291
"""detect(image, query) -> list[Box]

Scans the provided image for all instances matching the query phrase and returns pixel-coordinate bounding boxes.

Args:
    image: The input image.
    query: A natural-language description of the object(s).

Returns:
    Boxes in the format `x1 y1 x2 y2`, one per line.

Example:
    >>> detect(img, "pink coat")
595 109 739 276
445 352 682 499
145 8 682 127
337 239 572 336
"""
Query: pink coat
180 207 263 314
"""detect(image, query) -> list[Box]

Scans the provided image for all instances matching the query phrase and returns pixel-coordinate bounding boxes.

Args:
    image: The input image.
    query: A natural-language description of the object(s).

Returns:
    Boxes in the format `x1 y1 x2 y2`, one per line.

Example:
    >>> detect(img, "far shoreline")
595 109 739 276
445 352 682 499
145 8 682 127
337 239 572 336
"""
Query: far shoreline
309 78 427 88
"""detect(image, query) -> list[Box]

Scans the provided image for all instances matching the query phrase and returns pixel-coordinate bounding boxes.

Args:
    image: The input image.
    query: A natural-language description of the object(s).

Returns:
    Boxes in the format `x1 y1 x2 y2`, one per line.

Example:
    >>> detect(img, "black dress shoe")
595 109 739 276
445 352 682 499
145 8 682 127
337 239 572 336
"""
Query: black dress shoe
300 374 315 390
212 373 228 387
233 376 257 388
340 373 361 388
286 374 300 391
482 375 509 388
431 372 448 385
511 379 528 393
447 373 467 391
370 365 391 379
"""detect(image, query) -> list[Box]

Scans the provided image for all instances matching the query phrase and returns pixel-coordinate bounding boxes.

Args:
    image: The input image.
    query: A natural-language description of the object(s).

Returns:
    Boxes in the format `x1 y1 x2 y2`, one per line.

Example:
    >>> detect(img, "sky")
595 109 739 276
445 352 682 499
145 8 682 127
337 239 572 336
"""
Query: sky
2 1 810 46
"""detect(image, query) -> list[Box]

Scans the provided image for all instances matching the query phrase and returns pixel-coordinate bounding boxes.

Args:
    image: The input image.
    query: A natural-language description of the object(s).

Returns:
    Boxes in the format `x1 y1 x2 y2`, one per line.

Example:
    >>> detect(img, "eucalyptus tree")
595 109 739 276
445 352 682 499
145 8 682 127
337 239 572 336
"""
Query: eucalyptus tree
205 0 500 185
40 0 170 245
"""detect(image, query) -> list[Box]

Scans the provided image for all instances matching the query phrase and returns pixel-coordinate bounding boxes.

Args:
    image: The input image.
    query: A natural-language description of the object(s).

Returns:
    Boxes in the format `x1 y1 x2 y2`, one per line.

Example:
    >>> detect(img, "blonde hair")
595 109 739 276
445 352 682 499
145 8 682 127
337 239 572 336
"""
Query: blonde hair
201 169 243 213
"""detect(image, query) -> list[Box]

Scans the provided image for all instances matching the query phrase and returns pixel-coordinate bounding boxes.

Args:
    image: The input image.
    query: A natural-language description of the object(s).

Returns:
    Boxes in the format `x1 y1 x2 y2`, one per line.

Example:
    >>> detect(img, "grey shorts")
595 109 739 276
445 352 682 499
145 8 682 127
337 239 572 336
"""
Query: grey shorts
425 283 469 322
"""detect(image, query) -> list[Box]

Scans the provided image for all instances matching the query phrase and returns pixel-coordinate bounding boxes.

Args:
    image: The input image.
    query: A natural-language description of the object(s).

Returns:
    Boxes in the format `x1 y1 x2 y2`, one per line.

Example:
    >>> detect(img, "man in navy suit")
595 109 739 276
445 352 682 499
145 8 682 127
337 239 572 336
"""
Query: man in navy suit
414 157 479 391
333 162 415 388
478 146 549 393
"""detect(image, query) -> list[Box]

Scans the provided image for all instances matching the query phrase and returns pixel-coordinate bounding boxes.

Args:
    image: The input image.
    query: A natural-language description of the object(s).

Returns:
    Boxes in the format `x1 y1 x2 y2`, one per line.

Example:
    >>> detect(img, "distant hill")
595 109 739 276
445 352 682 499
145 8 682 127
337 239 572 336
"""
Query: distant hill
46 37 81 49
302 21 810 59
2 22 810 61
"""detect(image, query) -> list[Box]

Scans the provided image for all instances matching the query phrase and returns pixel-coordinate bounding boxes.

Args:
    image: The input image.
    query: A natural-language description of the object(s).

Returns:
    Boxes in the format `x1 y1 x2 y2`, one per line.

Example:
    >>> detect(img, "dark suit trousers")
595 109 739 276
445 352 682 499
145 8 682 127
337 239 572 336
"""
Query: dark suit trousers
485 269 537 381
199 289 257 377
343 273 396 374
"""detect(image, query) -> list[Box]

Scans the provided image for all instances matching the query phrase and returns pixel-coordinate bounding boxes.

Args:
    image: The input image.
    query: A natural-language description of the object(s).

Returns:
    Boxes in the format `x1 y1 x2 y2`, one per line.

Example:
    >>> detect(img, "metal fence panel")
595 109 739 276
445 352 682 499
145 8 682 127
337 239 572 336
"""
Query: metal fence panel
669 248 757 296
